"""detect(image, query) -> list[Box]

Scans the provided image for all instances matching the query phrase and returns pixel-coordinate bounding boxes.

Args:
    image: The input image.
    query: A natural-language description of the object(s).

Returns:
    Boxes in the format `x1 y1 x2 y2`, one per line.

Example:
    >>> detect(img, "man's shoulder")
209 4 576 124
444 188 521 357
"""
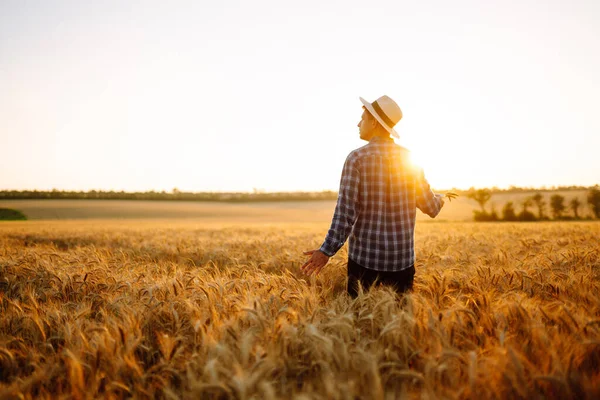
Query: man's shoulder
348 143 369 156
345 143 419 175
348 142 412 158
395 144 411 156
345 144 368 163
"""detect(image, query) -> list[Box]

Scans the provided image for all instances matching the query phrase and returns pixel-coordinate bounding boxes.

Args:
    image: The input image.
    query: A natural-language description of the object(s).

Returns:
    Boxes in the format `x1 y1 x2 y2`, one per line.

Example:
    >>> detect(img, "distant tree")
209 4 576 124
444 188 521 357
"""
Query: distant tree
518 197 537 221
502 202 518 221
490 203 499 221
473 211 487 222
0 208 27 221
473 202 501 222
550 194 566 219
570 197 582 219
531 193 546 220
588 185 600 219
523 197 532 212
467 189 492 212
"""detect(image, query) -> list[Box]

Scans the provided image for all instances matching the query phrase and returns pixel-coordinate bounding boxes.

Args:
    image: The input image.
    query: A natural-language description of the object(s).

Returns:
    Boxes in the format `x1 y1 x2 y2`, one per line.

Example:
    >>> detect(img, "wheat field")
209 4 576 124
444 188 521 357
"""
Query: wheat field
0 220 599 399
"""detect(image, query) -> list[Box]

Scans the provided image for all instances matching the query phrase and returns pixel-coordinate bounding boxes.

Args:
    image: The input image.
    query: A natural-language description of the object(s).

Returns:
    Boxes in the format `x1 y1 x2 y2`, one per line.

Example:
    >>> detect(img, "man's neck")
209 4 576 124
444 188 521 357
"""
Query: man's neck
369 134 392 142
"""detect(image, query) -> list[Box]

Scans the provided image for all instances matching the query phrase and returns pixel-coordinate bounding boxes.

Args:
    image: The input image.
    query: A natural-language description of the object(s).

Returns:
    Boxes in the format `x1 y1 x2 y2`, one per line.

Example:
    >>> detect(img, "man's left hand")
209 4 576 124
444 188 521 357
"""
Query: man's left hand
301 249 330 276
445 191 459 202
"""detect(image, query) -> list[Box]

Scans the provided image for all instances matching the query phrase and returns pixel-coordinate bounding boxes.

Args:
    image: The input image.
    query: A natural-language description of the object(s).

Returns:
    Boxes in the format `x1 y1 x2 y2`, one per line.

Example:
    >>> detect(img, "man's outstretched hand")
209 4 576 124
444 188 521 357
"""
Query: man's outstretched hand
301 249 330 276
445 191 459 202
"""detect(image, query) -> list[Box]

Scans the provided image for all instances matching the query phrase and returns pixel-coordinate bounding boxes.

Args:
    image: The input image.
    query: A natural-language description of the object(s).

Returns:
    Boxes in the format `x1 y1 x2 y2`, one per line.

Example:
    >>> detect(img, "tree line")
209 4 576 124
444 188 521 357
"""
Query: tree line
467 186 600 221
0 189 339 202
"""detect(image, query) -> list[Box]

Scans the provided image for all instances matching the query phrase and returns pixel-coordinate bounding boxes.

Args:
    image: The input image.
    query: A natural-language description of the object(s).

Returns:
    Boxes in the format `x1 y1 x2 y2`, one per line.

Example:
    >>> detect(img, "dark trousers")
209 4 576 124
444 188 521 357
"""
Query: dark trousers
347 258 415 298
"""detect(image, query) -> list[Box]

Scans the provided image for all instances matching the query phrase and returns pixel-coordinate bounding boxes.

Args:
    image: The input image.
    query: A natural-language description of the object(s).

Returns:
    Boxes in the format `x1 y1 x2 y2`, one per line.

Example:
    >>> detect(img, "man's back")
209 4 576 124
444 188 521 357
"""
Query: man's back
320 136 442 271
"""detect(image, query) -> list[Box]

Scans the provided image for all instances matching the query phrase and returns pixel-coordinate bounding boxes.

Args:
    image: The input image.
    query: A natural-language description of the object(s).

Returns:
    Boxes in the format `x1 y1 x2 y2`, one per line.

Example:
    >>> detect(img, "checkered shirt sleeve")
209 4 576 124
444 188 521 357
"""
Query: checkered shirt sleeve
319 154 360 257
416 168 444 217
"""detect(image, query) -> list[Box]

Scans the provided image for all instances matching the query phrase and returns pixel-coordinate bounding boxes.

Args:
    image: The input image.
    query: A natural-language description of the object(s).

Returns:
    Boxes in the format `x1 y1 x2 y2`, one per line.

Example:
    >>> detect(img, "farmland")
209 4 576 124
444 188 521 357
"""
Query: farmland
1 217 599 399
0 188 593 223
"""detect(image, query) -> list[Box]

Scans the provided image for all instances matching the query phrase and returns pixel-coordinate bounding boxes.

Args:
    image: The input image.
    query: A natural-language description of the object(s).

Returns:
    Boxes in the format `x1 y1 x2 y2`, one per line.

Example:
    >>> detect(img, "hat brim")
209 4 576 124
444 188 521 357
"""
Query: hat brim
360 97 399 139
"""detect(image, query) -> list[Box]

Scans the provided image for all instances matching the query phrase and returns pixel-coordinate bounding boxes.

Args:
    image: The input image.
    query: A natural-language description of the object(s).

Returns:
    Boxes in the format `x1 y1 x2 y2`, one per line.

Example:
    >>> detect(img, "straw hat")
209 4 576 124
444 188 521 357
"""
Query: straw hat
360 95 402 139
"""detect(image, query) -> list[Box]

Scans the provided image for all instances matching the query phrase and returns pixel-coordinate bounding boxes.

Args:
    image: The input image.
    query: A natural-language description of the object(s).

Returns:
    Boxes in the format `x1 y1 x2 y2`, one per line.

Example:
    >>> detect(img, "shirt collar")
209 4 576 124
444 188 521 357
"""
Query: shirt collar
369 136 394 143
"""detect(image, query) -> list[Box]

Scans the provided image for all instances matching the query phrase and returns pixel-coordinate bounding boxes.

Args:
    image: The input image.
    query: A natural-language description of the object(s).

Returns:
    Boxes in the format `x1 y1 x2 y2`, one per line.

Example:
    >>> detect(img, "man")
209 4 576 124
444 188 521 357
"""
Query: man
301 95 447 298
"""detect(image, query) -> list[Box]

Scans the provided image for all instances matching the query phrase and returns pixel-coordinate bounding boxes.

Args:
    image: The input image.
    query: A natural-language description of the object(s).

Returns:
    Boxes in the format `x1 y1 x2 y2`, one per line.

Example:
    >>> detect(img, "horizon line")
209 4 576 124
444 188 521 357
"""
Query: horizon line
1 184 598 194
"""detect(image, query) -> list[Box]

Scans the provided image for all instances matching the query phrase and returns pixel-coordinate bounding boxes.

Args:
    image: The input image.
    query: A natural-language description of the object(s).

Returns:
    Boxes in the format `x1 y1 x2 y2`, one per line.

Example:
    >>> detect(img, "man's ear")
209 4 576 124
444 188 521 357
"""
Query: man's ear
369 117 378 129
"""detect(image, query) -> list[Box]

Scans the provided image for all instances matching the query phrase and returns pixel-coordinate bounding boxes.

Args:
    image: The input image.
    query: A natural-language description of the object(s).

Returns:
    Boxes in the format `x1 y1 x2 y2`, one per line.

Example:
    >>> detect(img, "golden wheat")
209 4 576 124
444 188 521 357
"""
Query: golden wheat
0 221 598 399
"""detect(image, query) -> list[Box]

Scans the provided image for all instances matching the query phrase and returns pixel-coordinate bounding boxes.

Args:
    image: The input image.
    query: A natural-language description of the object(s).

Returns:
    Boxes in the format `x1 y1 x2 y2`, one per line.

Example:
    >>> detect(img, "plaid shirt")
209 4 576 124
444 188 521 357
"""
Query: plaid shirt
319 136 443 272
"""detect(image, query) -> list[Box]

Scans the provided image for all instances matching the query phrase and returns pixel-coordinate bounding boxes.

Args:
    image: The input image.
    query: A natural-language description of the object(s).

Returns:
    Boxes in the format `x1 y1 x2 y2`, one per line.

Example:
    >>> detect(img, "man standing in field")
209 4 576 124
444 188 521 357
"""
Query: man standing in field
301 95 449 297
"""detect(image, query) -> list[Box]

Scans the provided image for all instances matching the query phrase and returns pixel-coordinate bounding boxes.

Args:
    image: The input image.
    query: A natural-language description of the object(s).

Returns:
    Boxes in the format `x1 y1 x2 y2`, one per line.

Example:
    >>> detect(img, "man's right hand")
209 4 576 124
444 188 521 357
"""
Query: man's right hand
301 249 330 276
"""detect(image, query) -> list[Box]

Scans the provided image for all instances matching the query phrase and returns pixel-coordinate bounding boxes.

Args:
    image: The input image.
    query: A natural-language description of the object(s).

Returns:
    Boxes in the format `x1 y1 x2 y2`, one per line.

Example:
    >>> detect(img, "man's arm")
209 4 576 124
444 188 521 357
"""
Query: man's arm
416 168 444 218
320 155 361 256
302 155 360 276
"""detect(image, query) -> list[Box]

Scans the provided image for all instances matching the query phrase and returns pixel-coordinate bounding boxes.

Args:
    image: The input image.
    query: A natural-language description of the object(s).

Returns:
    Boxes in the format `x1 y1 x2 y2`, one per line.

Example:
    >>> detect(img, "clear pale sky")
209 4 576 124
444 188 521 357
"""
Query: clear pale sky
1 0 599 192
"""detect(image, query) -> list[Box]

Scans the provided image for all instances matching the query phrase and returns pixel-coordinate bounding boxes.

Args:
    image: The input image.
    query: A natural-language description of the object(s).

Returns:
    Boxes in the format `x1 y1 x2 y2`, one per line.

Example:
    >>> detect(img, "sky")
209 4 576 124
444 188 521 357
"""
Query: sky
1 0 599 192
